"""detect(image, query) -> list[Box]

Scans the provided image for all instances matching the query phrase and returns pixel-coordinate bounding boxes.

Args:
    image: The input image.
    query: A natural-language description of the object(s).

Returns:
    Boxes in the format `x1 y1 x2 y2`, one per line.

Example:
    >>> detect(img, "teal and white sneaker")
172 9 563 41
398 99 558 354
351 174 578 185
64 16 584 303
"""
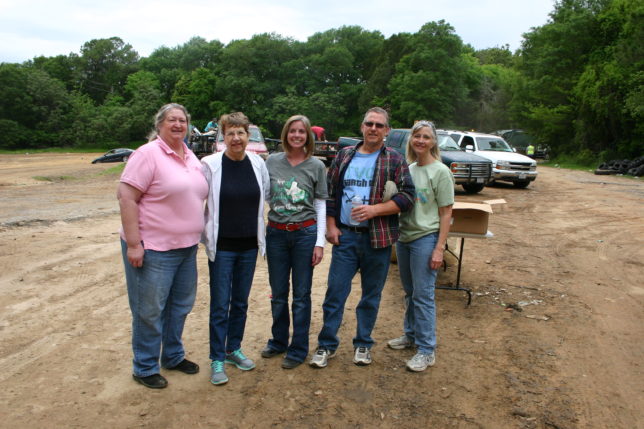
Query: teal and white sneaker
210 360 228 385
225 349 255 371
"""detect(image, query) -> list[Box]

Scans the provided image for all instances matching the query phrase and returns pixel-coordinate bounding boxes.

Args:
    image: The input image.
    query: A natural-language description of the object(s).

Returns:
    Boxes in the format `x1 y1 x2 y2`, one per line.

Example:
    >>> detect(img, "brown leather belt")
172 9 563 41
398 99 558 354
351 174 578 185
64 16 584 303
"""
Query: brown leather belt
268 219 316 232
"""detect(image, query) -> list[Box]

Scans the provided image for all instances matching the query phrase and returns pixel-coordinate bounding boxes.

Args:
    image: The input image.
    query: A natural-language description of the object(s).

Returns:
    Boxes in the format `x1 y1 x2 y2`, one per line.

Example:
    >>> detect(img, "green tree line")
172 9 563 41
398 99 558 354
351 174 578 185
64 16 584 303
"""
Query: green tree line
1 0 641 160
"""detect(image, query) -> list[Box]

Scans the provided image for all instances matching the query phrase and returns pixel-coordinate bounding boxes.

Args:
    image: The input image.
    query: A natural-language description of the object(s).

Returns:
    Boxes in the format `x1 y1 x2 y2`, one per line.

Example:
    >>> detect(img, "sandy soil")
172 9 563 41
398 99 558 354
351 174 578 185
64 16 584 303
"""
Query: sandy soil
0 153 642 429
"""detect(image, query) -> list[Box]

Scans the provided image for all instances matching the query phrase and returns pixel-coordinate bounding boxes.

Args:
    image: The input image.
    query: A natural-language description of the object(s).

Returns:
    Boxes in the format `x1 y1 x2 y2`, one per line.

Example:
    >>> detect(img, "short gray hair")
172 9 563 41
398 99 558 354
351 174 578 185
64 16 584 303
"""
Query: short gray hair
148 103 190 141
362 107 390 128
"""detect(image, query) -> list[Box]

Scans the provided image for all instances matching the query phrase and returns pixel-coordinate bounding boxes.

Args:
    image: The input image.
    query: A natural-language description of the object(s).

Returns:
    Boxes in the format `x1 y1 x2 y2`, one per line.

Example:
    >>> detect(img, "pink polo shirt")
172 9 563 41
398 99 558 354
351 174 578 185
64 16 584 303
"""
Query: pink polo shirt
120 138 208 251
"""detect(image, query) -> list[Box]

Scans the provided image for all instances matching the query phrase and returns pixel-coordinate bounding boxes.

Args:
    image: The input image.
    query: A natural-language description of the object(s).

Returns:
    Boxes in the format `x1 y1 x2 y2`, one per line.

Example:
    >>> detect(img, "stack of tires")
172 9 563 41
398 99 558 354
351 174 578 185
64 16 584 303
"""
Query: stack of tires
595 157 644 176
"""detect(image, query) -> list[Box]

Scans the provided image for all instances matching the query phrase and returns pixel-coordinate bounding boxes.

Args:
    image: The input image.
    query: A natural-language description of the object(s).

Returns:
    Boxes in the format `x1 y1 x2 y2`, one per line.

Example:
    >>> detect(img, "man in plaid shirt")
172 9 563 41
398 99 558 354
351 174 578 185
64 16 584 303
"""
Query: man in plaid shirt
310 107 415 368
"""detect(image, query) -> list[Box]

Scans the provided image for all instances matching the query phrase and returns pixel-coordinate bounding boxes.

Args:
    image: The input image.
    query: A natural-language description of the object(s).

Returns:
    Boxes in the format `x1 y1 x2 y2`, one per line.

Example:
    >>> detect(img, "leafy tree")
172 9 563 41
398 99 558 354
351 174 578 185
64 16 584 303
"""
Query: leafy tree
125 71 163 140
77 37 139 103
388 21 474 127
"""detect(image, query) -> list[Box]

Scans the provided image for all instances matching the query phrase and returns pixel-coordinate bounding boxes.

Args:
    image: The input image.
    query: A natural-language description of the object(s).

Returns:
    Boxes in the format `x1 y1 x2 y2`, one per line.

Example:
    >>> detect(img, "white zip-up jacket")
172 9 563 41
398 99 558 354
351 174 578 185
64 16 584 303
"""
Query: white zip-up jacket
201 151 270 262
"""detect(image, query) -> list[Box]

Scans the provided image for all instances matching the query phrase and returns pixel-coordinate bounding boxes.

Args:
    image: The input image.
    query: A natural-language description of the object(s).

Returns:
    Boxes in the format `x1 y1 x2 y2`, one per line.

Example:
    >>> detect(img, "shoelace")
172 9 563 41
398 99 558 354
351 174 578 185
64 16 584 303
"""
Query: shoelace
212 361 224 372
357 347 368 353
230 350 246 360
316 349 327 356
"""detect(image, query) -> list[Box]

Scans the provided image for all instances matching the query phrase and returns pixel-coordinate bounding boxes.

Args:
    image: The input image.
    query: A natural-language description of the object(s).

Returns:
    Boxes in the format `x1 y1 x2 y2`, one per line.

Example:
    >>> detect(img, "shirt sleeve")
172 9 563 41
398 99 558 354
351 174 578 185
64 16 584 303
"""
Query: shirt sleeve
314 198 326 247
119 147 154 193
435 166 455 208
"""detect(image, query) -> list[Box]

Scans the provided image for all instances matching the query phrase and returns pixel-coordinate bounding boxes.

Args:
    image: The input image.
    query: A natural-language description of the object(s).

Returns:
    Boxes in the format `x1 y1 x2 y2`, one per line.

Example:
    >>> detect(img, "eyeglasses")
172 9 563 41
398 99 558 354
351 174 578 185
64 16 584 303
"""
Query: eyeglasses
363 121 387 129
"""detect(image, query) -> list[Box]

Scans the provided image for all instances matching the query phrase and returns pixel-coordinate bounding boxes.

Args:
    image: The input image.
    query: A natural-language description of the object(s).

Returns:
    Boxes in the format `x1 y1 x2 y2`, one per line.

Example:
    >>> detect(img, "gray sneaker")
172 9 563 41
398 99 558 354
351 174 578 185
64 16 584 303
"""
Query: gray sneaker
353 347 372 365
387 335 413 350
210 360 228 385
225 349 255 371
309 347 336 368
406 352 436 372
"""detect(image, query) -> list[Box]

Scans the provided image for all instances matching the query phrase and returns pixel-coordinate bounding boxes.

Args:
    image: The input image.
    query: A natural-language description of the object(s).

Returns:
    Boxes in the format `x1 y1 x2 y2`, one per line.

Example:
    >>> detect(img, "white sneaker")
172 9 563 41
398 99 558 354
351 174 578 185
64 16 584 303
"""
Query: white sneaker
406 352 435 372
353 347 372 365
387 335 413 350
309 347 336 368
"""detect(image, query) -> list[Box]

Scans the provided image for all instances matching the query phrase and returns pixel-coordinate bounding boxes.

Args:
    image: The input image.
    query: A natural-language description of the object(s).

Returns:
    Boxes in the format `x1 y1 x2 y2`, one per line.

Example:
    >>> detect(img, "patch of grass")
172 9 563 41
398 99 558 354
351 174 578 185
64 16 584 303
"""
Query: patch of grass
32 175 77 182
98 164 125 175
540 160 595 172
0 142 144 155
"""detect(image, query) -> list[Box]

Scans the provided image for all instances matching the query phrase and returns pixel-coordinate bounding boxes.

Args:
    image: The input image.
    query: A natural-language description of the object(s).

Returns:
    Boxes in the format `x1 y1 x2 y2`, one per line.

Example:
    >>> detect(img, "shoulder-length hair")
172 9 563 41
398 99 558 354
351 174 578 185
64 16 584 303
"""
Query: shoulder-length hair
147 103 190 141
280 115 315 158
406 120 441 164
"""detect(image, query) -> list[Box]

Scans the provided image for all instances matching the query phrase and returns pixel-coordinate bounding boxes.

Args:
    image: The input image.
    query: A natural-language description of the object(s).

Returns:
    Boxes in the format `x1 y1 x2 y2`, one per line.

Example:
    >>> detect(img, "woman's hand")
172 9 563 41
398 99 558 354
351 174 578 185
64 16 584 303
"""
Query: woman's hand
429 247 444 271
311 246 324 267
127 242 144 267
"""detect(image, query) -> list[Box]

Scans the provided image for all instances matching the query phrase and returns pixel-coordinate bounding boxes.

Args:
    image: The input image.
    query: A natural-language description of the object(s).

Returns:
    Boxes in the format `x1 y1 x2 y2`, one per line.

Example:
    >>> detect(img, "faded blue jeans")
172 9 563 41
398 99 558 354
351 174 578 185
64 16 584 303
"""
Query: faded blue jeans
208 248 258 362
395 232 439 354
265 224 317 363
121 239 198 377
317 228 392 351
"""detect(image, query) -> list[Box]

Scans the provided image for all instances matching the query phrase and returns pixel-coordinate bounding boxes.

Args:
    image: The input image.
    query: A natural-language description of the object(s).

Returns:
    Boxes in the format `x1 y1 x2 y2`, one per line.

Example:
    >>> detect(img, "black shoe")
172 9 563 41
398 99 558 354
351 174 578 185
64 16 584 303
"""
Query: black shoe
166 359 199 374
261 346 284 359
133 373 168 389
281 357 302 369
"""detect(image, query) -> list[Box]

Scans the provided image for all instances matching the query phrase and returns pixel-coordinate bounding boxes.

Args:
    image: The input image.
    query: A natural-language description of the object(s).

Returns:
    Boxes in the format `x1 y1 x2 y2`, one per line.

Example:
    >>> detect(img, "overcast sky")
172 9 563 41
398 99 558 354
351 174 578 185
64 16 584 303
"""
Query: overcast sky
0 0 555 63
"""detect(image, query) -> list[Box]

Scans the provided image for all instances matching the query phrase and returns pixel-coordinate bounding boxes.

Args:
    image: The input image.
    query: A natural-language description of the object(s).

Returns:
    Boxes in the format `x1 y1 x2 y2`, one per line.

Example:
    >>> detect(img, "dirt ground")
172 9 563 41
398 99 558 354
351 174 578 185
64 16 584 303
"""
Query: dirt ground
0 153 642 429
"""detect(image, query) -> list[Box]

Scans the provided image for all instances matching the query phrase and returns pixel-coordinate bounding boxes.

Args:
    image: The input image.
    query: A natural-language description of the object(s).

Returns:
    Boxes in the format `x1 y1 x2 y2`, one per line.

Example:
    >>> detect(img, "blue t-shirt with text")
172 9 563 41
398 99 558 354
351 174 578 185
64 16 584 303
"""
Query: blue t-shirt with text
340 151 378 227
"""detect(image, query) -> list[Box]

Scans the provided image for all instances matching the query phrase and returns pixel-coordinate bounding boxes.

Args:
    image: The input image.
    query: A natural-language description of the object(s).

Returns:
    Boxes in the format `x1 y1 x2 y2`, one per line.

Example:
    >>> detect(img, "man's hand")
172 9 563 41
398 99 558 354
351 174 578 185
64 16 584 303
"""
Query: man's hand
326 223 342 245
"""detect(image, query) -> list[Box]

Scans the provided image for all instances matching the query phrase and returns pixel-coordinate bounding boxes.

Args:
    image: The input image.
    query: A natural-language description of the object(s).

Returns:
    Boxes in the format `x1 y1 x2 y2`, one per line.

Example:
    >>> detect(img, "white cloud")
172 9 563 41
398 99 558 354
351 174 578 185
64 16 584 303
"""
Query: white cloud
0 0 555 63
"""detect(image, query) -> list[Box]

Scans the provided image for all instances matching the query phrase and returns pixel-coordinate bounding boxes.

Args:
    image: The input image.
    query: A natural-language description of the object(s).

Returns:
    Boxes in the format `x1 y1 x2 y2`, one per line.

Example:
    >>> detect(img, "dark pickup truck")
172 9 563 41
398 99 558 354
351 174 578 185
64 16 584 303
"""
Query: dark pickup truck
338 130 492 193
386 129 492 193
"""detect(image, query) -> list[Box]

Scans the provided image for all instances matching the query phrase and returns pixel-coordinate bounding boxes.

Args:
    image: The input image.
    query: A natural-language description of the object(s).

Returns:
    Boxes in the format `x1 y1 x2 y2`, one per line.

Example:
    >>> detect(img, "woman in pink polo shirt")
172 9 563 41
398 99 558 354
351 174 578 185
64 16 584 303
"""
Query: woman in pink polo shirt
118 103 208 389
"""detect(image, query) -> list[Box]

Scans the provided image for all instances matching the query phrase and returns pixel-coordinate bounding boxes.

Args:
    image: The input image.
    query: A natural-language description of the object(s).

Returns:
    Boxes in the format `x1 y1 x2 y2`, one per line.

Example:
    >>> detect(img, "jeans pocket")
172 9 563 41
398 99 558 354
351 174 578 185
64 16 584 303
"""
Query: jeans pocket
302 224 317 236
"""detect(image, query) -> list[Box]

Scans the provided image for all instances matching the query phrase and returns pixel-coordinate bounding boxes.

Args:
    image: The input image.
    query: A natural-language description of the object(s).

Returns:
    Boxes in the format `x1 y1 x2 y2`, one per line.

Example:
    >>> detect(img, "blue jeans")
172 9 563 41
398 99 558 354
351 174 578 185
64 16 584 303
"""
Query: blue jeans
396 232 439 354
265 224 317 362
317 228 392 351
121 239 198 377
208 248 258 361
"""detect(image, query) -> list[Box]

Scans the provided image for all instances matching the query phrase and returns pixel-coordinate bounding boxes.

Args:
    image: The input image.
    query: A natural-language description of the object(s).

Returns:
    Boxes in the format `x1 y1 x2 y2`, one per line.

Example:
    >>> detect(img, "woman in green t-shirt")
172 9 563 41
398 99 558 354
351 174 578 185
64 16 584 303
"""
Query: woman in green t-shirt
387 120 454 372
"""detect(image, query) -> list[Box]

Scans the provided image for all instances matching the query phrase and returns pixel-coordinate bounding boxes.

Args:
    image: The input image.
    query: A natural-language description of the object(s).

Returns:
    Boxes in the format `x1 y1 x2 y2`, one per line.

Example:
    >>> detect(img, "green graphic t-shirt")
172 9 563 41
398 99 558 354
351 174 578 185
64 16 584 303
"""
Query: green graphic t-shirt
399 161 454 243
266 152 328 223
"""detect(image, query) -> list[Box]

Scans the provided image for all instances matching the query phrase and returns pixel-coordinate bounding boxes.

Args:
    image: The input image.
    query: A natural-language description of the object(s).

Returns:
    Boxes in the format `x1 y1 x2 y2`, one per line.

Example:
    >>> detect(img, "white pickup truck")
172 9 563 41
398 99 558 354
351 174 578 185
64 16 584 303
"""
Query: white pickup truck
448 131 538 188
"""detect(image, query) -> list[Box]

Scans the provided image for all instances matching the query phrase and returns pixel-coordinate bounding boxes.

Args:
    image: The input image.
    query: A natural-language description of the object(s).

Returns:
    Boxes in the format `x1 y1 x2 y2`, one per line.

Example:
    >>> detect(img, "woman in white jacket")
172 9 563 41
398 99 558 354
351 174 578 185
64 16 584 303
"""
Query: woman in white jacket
201 112 270 386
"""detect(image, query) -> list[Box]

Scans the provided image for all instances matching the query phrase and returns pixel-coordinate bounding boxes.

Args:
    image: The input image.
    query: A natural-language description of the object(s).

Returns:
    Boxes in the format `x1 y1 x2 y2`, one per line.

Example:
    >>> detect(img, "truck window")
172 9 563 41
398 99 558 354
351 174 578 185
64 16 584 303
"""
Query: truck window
387 131 405 148
461 136 474 150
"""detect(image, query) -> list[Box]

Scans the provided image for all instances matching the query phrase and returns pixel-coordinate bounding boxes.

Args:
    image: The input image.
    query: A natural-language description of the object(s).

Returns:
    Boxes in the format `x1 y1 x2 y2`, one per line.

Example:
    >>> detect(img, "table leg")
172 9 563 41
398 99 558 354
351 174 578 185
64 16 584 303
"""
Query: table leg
437 237 472 305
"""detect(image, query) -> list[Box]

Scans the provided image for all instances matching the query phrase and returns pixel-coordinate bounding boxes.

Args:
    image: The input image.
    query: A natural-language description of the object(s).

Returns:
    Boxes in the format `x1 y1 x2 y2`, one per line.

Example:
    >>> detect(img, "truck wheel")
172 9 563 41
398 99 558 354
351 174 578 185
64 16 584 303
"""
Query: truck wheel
462 183 485 194
513 180 530 189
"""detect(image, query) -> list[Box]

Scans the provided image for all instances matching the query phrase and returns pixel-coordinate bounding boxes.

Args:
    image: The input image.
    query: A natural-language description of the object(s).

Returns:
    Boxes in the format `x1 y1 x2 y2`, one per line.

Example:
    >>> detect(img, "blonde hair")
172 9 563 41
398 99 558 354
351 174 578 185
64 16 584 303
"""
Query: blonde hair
280 115 315 158
406 120 441 164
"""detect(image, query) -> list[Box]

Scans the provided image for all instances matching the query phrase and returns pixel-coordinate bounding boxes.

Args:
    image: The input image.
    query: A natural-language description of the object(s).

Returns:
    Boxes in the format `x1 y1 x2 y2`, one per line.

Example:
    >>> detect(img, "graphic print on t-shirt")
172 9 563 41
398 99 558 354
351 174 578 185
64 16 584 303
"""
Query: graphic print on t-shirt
340 151 378 227
270 176 310 216
415 187 431 204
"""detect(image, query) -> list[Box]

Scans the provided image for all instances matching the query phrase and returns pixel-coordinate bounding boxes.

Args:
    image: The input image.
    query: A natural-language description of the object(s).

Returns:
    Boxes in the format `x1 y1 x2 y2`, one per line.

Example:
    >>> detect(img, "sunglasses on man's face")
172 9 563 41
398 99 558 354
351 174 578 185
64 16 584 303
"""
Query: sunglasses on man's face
363 121 386 129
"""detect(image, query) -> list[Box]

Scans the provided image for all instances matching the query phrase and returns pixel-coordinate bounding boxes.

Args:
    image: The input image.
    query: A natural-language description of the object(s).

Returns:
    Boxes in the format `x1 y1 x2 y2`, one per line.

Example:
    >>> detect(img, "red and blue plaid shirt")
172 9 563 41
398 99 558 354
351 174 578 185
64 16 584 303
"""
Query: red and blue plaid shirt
326 142 416 248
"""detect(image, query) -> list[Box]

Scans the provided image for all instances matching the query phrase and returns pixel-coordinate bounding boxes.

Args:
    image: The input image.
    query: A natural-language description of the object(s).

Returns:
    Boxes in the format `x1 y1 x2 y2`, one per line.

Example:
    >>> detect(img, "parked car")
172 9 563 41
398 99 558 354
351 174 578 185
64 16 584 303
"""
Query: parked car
91 148 134 164
449 131 537 188
384 129 493 194
216 124 269 159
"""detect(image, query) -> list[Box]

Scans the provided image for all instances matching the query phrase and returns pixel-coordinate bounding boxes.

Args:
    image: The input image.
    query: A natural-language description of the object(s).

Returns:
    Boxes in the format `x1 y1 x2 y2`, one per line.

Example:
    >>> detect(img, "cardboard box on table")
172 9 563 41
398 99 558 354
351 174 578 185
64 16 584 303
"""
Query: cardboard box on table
450 202 493 235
